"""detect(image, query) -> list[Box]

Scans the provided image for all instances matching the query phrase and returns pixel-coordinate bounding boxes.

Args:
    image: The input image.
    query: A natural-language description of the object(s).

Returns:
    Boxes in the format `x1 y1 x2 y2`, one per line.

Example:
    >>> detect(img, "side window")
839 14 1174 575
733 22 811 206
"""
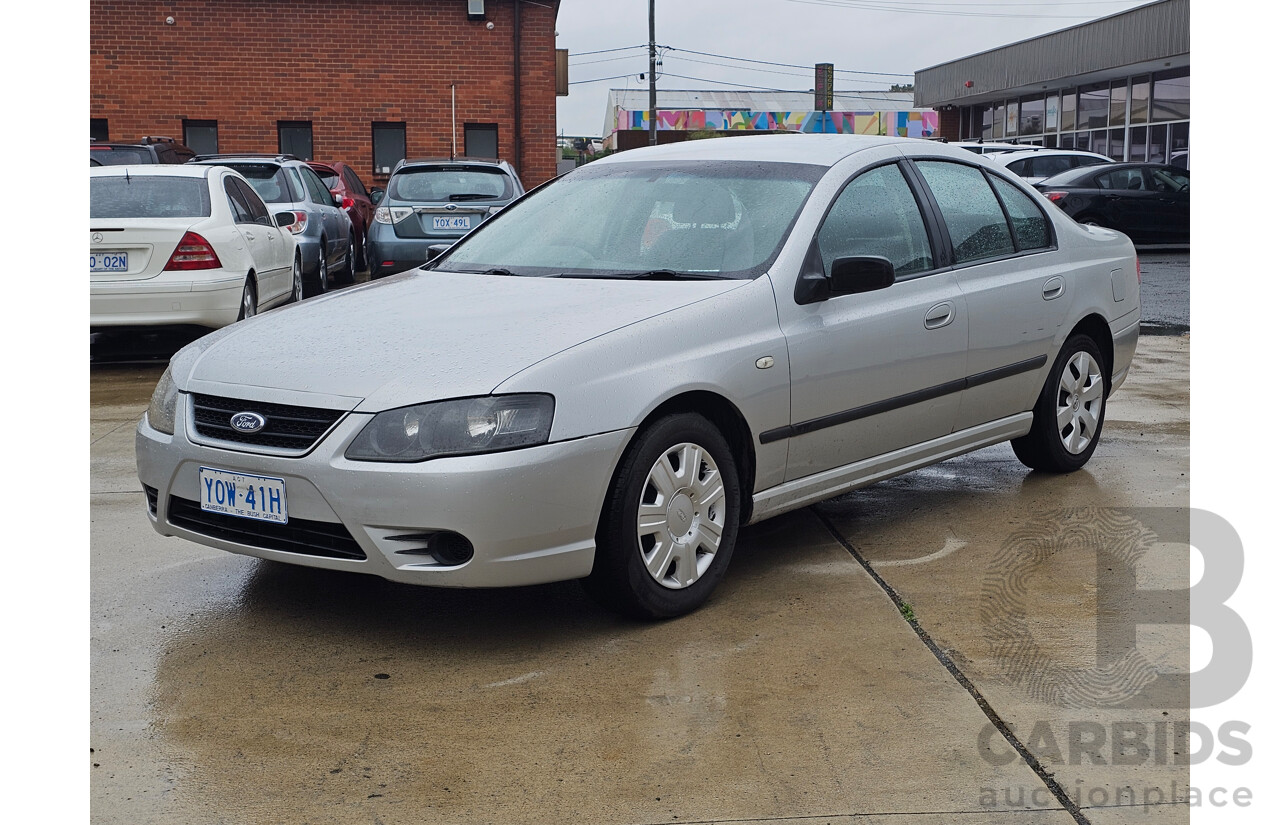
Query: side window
234 178 272 225
1005 159 1030 177
299 166 332 206
1147 167 1188 193
1096 168 1146 191
989 176 1051 251
1030 155 1073 179
816 163 934 278
916 161 1015 265
342 167 368 199
224 178 254 224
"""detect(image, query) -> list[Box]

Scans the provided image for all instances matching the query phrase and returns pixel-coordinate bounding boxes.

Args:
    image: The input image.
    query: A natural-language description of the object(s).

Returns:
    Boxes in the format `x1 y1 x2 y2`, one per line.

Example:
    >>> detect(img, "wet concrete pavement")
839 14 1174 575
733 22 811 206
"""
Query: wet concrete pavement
1136 251 1189 335
91 336 1191 825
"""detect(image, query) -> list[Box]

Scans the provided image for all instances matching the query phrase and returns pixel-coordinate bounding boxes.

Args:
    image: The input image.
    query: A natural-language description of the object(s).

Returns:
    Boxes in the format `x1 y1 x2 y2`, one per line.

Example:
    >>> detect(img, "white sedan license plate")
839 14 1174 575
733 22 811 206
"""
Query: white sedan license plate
432 216 471 231
199 467 288 524
91 252 128 272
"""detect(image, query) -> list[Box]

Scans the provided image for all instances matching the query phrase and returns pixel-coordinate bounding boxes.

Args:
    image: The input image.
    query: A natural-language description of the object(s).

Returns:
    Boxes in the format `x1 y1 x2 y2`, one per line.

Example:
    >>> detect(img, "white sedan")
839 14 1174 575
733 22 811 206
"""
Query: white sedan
91 164 301 329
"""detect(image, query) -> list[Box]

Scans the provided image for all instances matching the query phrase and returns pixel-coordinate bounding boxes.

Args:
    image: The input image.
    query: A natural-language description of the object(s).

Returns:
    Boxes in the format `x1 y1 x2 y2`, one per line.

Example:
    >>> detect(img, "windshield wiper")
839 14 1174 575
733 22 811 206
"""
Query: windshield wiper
622 269 724 281
449 193 495 201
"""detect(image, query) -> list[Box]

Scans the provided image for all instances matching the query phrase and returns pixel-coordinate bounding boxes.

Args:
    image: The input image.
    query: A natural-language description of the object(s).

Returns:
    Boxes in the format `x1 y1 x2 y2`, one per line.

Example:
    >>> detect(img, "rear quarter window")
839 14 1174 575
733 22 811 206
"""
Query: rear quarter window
228 164 293 203
915 160 1015 265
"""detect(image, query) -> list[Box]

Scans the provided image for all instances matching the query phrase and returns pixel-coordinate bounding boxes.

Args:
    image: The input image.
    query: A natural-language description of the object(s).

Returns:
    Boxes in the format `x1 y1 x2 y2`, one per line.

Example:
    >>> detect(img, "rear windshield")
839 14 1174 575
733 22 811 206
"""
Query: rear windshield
222 163 295 203
90 147 154 165
388 166 513 203
91 176 211 218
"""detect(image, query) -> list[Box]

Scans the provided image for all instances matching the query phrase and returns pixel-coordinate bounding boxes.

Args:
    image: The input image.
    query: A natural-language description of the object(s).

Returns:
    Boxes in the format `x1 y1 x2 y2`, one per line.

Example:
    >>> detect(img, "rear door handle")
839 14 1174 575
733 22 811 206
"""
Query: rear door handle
924 301 955 330
1042 275 1065 300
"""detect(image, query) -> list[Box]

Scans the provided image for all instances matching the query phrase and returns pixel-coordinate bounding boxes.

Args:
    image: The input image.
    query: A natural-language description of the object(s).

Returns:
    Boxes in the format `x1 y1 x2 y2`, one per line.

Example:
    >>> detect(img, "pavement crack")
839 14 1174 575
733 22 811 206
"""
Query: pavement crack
811 507 1092 825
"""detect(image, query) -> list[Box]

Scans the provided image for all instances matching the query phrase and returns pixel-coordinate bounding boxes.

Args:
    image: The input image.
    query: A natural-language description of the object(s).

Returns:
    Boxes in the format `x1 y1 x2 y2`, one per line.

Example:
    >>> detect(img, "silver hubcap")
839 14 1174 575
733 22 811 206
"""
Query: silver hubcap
637 442 726 590
318 255 327 292
241 284 255 318
292 258 302 299
1056 351 1103 454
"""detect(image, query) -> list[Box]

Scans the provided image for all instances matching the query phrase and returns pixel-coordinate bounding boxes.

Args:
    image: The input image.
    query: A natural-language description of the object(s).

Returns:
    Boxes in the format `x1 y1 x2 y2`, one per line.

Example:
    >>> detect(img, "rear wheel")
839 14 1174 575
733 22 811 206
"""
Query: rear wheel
583 413 741 619
236 277 258 321
334 239 355 286
289 254 303 303
304 243 329 298
1011 334 1108 472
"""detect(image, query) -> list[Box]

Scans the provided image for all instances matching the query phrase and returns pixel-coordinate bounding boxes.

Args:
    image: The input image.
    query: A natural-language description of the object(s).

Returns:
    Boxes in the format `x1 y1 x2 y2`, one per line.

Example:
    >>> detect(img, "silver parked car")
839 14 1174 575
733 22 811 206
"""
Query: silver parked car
137 135 1139 619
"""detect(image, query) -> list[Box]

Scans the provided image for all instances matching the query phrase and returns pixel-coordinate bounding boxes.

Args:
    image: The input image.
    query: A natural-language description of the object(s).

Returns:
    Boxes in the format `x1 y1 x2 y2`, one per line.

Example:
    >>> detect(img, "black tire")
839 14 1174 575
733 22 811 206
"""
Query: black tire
354 229 367 273
333 236 355 286
289 253 304 303
236 277 257 321
1011 333 1108 472
304 243 329 298
583 413 741 619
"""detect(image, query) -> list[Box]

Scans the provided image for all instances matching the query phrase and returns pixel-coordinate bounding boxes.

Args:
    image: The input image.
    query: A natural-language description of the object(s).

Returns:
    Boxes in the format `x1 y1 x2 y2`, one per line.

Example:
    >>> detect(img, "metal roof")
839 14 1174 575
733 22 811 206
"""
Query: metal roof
914 0 1189 108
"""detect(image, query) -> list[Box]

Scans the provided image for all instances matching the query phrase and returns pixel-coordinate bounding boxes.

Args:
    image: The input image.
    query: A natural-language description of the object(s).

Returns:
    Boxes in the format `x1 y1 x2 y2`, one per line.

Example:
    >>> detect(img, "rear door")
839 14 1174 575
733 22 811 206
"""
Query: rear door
231 178 291 302
298 164 346 260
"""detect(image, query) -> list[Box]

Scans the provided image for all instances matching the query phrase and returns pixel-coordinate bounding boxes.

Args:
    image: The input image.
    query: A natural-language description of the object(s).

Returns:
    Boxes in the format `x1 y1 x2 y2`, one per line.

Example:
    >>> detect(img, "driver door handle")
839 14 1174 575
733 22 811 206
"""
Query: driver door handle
924 301 955 330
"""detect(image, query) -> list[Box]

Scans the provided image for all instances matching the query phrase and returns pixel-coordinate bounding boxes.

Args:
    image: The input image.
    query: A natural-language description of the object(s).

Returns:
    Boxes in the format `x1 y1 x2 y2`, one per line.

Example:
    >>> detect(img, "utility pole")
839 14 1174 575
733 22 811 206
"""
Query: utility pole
648 0 657 146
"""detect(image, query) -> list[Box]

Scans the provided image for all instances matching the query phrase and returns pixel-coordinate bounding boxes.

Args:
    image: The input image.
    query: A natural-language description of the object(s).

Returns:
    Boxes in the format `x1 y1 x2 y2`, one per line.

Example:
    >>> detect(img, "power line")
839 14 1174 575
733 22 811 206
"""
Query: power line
787 0 1130 19
569 44 647 57
665 46 912 78
568 73 642 86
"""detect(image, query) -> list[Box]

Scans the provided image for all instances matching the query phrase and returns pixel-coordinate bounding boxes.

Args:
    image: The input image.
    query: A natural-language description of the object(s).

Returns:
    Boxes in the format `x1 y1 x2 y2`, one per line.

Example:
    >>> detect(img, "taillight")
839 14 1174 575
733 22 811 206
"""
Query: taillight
163 232 221 271
1043 191 1067 204
278 211 308 234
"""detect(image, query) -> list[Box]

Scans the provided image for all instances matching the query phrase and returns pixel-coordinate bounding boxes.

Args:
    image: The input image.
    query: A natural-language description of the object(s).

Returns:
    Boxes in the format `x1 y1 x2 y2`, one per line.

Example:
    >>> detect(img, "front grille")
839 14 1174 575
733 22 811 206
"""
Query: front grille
190 393 345 452
143 485 158 516
167 496 366 561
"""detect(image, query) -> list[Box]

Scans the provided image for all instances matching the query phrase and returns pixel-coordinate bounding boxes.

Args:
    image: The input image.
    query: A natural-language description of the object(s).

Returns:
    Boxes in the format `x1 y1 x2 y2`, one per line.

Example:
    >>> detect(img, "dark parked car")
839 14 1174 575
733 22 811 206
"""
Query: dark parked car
309 161 376 272
365 157 525 278
90 136 196 166
1035 163 1188 245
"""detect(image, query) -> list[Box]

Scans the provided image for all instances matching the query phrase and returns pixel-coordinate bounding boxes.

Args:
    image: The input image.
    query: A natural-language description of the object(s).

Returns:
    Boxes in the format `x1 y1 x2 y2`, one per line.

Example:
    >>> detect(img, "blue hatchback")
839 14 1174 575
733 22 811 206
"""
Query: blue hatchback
366 158 525 278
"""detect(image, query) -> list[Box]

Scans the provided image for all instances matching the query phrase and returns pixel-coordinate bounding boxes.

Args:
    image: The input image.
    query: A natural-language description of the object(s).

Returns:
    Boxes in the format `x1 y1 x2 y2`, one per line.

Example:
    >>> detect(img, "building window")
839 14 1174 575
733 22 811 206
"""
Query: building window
372 122 406 175
1060 90 1076 132
1129 126 1148 162
1130 76 1150 125
1148 123 1168 164
1019 95 1044 136
1005 100 1019 137
1078 84 1109 130
90 118 109 142
992 102 1005 139
464 124 499 159
1152 68 1190 122
278 121 313 160
183 120 218 155
981 106 993 139
1045 94 1059 132
1109 81 1128 128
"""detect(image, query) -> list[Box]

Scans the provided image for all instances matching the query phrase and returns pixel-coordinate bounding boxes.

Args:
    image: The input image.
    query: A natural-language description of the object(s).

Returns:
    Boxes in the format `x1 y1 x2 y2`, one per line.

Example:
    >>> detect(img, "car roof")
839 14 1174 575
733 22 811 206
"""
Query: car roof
1036 162 1186 187
90 164 214 178
591 134 973 168
994 149 1112 162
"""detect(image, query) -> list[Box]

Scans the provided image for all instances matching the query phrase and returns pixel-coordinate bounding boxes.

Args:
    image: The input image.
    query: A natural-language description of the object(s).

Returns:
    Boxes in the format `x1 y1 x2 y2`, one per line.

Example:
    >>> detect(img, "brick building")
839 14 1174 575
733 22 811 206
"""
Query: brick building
89 0 562 188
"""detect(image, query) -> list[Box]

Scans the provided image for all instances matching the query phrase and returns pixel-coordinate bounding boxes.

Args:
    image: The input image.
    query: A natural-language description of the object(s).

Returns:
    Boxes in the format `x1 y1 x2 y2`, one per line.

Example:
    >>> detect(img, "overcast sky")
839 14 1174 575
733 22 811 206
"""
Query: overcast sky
553 0 1159 137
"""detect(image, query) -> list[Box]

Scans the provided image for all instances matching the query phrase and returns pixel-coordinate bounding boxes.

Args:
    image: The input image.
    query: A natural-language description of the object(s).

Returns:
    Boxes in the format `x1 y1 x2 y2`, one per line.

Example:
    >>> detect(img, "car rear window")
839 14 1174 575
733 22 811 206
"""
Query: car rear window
91 176 211 218
90 147 154 165
223 163 294 203
388 166 513 203
311 168 340 188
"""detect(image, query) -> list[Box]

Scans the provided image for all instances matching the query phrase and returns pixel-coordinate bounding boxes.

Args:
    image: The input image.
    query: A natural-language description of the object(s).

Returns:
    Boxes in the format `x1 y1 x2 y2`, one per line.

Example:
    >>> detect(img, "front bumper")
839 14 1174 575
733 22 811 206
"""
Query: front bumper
136 392 634 588
91 272 244 329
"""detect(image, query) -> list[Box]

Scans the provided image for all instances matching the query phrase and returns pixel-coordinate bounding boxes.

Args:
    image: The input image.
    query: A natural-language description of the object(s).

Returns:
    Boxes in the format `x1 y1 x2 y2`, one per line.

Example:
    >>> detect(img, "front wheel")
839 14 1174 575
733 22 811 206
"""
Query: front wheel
1011 334 1108 472
583 413 741 619
304 244 329 298
333 239 355 286
289 254 303 303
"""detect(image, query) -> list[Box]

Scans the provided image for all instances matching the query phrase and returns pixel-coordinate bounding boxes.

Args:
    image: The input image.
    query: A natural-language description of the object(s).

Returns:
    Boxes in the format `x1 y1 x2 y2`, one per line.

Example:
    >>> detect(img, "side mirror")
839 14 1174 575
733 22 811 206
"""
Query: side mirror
274 211 298 230
425 243 453 263
829 256 895 297
331 191 343 208
370 187 385 206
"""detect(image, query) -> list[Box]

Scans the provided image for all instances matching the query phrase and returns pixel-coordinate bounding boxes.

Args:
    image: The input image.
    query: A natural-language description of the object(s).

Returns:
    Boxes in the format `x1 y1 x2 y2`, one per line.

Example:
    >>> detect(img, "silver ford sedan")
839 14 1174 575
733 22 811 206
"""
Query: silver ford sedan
137 135 1140 619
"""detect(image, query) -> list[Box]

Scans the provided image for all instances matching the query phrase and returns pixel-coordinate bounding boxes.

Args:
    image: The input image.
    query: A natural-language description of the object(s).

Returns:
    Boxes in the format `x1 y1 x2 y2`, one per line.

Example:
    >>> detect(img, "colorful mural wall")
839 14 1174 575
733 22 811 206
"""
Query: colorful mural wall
616 109 939 138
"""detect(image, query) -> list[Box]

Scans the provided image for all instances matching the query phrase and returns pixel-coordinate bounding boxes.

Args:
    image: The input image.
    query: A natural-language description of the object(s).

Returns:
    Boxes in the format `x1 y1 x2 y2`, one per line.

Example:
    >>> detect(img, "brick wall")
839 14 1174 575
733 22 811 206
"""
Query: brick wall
90 0 560 187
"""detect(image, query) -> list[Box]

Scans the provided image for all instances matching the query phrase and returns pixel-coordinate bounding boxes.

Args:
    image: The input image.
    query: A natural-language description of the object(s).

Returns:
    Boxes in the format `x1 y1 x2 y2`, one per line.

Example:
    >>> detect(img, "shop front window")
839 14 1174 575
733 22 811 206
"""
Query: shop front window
1129 126 1148 162
1152 68 1190 122
1079 84 1109 130
1020 95 1044 136
1110 82 1128 128
1060 89 1076 132
1130 76 1150 125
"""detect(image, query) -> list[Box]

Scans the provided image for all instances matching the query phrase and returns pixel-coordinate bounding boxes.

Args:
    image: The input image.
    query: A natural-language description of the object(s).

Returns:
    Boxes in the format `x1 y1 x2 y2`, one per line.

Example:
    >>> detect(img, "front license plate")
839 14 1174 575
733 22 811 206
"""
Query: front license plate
91 251 129 272
199 466 288 524
432 216 471 231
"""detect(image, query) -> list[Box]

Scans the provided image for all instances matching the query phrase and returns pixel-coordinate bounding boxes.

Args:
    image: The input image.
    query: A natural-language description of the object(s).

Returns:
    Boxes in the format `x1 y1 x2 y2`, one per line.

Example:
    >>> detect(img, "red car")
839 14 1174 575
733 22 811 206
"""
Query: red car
307 161 376 272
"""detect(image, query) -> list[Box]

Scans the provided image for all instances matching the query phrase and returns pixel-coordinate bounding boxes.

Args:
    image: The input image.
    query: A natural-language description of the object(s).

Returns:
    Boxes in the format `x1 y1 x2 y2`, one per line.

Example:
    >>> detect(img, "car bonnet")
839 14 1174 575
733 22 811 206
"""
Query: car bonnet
180 271 747 412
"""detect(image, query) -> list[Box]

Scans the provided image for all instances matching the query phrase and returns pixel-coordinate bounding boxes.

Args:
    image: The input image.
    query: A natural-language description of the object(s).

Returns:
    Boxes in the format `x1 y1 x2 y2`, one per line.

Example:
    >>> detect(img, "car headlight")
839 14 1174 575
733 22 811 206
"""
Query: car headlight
345 394 555 462
374 206 413 224
146 366 179 435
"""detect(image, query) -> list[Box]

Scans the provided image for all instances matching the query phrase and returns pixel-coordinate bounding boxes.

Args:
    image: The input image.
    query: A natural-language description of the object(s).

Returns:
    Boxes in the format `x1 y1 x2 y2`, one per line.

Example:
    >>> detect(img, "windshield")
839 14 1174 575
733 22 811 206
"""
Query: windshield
434 160 822 279
90 147 154 165
91 176 211 218
389 165 514 203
